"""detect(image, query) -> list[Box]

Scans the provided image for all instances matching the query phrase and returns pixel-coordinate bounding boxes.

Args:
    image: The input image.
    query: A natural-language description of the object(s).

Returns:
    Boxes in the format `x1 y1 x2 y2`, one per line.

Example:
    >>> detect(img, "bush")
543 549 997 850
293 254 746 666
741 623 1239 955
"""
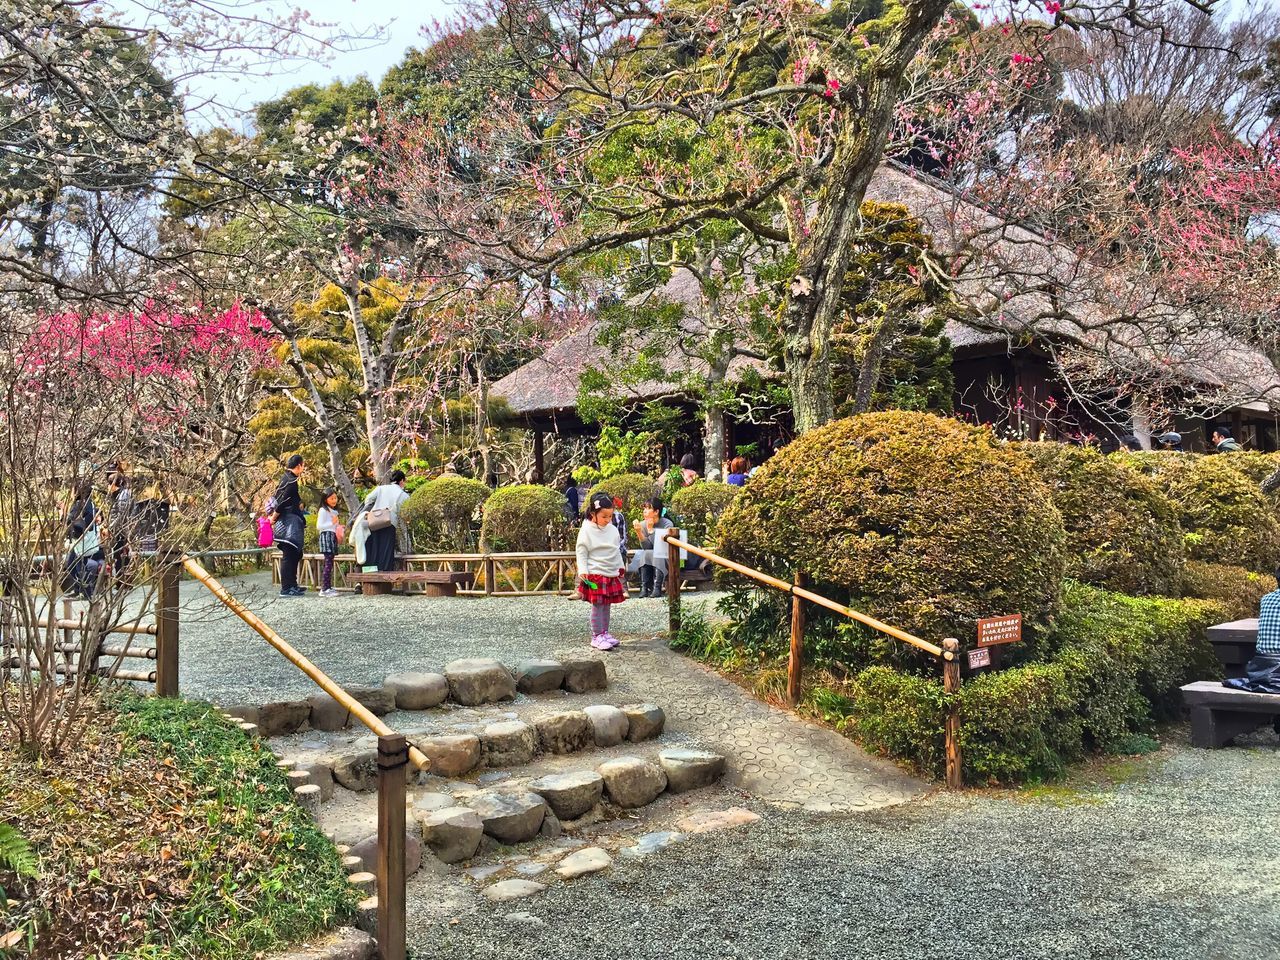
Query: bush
842 582 1223 783
402 475 490 551
1022 442 1184 595
717 411 1067 653
1118 452 1280 572
480 484 568 551
589 473 655 525
671 483 741 545
1180 560 1277 621
1214 450 1280 491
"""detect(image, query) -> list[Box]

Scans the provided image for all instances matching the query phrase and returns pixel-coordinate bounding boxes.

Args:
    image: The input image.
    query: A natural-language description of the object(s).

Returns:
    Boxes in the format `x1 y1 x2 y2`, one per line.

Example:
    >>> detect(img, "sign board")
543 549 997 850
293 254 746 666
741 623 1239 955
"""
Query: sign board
976 613 1023 648
967 647 992 670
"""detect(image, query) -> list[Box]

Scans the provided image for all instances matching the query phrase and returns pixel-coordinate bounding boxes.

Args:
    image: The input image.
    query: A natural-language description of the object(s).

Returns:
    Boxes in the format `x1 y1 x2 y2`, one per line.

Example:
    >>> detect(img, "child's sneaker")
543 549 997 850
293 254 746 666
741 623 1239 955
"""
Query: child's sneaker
320 588 340 598
600 632 621 649
591 634 612 650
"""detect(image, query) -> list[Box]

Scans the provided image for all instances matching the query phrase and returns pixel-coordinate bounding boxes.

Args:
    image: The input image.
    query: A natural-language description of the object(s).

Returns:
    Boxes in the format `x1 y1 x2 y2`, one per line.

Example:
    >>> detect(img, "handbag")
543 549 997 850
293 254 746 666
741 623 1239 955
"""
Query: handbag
366 508 393 531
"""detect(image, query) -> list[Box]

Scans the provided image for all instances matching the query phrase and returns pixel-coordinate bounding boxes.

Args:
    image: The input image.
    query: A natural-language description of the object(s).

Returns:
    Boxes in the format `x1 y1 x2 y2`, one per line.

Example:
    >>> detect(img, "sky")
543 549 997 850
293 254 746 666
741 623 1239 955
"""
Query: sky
176 0 455 126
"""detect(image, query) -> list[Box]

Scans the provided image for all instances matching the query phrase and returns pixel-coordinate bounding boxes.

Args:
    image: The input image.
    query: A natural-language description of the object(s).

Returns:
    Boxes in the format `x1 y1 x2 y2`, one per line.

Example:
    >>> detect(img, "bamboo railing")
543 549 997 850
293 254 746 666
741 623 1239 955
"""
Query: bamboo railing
664 535 964 789
279 551 578 596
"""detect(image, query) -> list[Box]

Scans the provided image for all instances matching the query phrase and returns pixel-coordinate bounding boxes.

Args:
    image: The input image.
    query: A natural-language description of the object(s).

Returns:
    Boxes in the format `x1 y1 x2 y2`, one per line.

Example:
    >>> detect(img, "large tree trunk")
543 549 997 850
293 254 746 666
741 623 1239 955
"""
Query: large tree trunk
703 405 726 474
342 282 391 482
850 316 893 415
782 0 953 433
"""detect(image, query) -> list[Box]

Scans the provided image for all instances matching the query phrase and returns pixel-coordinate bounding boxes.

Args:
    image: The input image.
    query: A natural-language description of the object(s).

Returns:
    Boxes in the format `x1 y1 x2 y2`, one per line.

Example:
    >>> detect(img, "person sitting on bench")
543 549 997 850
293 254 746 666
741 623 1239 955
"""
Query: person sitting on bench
1224 577 1280 695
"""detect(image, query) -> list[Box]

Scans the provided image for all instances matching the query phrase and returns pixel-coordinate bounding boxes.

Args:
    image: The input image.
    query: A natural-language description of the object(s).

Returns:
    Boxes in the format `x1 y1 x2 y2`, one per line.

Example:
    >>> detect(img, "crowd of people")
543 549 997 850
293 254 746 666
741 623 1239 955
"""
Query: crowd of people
61 468 171 599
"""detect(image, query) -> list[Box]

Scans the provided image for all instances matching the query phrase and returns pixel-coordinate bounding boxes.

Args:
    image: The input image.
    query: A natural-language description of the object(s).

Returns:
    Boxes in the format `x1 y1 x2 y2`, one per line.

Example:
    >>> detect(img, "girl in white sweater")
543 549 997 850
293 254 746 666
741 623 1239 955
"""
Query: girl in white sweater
576 492 627 650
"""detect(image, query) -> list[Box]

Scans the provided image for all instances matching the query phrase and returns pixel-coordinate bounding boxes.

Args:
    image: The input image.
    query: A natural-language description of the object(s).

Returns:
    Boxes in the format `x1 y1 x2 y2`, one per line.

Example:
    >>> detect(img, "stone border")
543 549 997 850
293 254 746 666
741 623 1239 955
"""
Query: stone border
221 657 610 737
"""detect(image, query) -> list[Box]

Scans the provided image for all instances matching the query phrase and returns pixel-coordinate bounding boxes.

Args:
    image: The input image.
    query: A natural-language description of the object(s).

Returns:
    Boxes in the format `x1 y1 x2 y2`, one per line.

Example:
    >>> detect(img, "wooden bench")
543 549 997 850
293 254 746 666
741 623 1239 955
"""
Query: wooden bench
1206 618 1258 679
1181 680 1280 748
347 570 474 597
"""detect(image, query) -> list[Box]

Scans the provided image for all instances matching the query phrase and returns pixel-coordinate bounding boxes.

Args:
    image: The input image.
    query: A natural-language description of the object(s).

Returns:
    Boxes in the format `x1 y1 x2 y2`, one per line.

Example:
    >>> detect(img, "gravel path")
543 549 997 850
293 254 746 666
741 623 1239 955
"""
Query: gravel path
421 733 1280 960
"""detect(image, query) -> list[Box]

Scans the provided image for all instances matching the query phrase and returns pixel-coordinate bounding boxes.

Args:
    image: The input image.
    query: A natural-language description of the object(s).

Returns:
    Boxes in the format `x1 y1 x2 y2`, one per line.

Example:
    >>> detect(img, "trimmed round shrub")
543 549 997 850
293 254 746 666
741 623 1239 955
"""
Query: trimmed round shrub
402 475 490 551
589 473 656 524
1120 453 1280 572
480 484 568 552
1022 442 1184 595
1180 560 1277 621
671 483 741 545
716 411 1067 649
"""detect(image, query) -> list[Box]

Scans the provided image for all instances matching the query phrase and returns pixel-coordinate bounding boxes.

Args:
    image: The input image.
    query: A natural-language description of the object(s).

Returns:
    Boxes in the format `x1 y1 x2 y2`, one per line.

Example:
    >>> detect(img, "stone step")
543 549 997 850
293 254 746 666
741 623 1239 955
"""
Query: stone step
418 748 728 861
292 702 668 796
218 657 611 737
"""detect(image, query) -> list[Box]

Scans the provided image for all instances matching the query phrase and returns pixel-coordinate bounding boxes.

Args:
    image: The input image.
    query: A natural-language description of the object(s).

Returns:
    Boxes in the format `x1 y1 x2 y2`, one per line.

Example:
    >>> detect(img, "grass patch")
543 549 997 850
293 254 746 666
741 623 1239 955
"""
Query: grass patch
1 692 355 958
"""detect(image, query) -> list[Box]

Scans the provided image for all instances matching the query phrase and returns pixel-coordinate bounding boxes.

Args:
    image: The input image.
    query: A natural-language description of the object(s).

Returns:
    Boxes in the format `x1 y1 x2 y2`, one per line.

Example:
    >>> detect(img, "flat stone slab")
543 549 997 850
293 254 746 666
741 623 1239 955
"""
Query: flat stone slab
385 672 449 710
444 658 516 706
469 792 547 844
677 807 761 835
331 751 378 792
307 694 351 732
417 734 481 778
528 771 604 820
296 761 335 802
621 704 665 742
659 748 727 793
516 659 565 694
583 705 629 746
268 926 375 960
258 700 311 738
597 756 666 808
347 686 396 716
481 721 537 768
419 806 484 864
621 831 685 859
556 846 612 879
561 659 608 694
350 828 422 877
483 879 546 902
535 710 593 754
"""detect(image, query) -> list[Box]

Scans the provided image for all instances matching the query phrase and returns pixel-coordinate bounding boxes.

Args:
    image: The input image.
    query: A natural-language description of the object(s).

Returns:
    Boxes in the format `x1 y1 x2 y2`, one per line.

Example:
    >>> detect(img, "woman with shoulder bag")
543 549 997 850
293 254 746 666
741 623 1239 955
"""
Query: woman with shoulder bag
360 469 410 572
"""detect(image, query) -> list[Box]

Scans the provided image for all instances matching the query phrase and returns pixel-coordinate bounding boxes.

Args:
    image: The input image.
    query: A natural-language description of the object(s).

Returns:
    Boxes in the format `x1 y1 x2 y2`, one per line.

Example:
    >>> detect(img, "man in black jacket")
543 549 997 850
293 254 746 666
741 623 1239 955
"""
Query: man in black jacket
273 454 306 597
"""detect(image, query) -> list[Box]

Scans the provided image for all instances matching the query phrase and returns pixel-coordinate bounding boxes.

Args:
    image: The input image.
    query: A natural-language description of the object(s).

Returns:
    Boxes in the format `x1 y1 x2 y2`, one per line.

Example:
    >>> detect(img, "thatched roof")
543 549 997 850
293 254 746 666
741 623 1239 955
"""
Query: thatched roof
494 162 1280 417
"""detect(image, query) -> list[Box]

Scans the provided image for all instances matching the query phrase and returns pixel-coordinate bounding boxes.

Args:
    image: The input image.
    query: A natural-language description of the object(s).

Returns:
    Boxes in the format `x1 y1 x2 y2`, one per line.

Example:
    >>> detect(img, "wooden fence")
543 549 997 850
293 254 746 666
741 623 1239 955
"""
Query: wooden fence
276 551 579 596
662 535 965 789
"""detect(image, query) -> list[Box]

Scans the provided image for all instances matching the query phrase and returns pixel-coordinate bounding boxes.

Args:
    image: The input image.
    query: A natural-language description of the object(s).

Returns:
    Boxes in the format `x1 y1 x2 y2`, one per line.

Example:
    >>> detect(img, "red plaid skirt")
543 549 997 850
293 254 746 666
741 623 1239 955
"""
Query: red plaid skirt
579 573 627 604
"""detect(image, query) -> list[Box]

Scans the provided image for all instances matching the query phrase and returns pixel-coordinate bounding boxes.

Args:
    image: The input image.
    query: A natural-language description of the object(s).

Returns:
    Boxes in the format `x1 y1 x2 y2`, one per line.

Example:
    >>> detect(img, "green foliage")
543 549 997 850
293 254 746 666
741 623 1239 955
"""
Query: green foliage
0 824 37 881
480 484 567 551
842 582 1224 783
832 201 956 416
1024 442 1185 594
717 412 1067 654
402 475 490 551
597 427 660 479
670 482 741 544
669 608 734 661
1179 561 1277 620
109 695 356 957
1117 451 1280 572
589 473 655 524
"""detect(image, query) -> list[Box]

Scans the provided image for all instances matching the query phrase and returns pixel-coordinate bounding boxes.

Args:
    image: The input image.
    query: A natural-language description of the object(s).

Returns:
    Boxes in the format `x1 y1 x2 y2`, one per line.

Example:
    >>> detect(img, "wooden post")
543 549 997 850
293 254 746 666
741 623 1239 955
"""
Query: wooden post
942 637 962 789
154 546 180 697
787 571 806 707
484 555 495 596
376 734 407 960
666 535 681 635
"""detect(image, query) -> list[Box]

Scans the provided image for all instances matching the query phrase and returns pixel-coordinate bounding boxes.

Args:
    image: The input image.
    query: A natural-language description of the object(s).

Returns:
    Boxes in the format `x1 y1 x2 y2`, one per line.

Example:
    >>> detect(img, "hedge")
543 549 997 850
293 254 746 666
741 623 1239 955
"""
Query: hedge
1022 442 1184 595
670 482 741 545
402 475 490 551
588 473 655 525
1180 560 1277 621
842 582 1224 783
1117 451 1280 572
480 484 568 552
717 411 1067 653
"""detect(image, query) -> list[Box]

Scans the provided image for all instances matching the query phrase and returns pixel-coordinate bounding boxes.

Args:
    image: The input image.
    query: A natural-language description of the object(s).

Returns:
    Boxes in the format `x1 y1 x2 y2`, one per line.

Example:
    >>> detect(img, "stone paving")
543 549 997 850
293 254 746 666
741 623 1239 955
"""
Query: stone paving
177 572 924 814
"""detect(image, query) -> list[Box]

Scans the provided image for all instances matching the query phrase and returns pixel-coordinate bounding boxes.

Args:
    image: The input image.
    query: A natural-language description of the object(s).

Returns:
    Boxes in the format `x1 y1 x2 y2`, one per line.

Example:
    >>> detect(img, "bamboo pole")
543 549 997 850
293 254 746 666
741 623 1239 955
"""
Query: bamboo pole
666 537 942 658
183 556 430 771
34 618 157 636
943 638 963 789
788 570 807 707
377 734 408 960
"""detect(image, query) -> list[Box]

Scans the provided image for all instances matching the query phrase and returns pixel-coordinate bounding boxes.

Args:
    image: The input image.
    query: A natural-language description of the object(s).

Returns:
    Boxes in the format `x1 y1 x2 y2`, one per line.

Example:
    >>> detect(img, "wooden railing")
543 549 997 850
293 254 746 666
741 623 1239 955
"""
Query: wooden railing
182 555 415 960
664 536 964 789
278 551 578 596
